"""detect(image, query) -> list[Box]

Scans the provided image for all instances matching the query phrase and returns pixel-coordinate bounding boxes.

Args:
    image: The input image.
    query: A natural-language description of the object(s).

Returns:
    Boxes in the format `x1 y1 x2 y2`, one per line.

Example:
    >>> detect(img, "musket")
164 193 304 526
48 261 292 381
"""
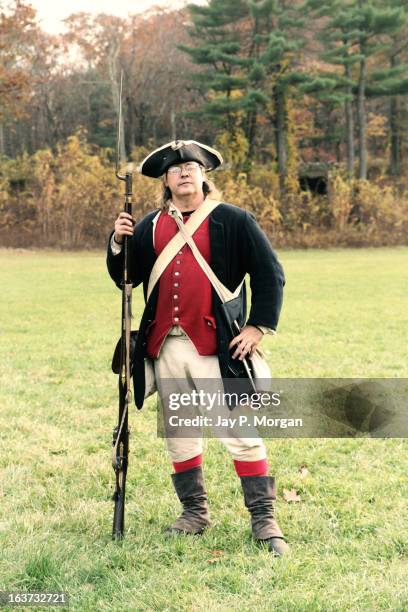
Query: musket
111 71 132 540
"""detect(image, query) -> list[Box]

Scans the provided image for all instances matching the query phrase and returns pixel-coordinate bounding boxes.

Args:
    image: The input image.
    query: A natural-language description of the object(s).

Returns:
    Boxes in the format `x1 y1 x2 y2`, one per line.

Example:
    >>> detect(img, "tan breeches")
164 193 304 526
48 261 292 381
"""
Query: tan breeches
154 327 266 463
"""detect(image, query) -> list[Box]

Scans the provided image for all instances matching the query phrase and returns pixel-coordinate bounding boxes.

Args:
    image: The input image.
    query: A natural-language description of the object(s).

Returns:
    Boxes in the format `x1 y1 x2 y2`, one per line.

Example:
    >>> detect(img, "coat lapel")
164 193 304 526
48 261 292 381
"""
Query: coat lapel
209 212 227 286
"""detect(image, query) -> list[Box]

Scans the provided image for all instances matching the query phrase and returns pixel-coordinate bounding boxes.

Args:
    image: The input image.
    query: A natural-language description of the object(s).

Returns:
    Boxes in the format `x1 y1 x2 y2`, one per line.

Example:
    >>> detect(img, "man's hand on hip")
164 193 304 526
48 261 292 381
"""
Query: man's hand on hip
229 325 263 360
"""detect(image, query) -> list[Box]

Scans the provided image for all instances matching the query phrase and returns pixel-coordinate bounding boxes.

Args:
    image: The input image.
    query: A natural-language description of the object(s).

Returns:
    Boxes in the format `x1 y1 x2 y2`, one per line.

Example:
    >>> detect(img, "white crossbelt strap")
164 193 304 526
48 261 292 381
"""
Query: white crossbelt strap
170 206 262 390
168 208 244 302
147 198 221 300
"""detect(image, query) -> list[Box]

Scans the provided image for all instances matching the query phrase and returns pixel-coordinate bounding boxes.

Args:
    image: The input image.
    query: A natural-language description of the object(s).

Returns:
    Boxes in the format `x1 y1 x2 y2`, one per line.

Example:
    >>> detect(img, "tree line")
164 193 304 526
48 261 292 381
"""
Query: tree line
1 0 408 248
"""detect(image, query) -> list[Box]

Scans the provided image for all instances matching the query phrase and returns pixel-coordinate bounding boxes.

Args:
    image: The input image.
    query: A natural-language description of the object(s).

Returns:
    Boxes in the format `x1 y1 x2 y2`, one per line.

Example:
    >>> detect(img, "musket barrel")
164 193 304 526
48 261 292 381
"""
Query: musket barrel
111 75 133 541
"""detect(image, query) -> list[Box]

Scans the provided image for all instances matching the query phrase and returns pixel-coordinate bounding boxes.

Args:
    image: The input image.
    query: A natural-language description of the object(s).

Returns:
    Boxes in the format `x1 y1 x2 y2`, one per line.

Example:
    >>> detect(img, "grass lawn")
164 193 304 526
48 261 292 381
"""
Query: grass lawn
0 247 407 611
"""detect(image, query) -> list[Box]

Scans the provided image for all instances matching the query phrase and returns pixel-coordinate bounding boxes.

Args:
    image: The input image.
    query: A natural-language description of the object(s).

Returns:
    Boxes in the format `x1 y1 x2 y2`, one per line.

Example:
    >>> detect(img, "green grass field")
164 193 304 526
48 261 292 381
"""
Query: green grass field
0 247 407 611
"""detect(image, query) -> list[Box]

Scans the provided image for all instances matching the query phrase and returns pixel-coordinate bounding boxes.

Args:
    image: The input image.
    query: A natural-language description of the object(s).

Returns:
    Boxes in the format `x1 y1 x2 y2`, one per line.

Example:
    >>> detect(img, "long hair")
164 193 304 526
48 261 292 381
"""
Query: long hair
158 169 222 211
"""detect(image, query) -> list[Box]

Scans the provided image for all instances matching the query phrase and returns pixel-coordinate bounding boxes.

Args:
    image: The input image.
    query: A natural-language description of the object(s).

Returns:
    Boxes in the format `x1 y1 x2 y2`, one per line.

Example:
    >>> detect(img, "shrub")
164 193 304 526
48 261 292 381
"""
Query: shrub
0 135 407 249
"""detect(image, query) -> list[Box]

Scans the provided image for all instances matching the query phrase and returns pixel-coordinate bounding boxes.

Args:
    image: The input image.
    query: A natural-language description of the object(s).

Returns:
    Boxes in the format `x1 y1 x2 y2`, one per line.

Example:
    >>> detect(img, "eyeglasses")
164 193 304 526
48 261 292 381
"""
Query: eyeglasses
167 162 202 175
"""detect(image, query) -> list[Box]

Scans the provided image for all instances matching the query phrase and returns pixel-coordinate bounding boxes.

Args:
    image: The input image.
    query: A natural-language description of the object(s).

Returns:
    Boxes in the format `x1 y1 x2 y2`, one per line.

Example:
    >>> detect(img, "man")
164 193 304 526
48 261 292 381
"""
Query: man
107 140 289 556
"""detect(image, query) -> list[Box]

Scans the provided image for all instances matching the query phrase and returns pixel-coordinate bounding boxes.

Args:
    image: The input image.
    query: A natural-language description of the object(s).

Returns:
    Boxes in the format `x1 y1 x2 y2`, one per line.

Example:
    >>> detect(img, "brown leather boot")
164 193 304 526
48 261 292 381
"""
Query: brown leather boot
240 475 290 556
167 466 211 535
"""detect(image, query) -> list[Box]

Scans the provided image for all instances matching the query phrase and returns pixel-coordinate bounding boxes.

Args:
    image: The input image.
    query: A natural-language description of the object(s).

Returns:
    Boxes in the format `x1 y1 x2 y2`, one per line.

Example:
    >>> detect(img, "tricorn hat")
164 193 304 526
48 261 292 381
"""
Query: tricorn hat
138 140 223 178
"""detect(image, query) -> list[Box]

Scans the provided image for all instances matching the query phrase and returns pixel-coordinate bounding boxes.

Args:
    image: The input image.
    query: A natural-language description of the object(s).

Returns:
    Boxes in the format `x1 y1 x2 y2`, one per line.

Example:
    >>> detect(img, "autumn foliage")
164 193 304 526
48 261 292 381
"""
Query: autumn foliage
0 0 407 248
0 134 406 248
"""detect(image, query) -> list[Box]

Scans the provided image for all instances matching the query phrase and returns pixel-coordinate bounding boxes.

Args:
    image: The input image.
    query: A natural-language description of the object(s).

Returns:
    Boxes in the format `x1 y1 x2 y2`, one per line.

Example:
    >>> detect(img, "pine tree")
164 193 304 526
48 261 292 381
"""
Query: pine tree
371 0 408 175
254 0 310 191
305 0 407 179
181 0 309 188
179 0 251 149
303 0 359 176
353 0 406 178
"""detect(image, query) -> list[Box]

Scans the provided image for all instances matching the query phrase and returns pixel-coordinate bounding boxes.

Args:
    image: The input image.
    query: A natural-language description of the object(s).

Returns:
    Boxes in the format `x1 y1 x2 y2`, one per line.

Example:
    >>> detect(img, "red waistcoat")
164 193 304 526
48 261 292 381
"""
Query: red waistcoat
146 210 217 358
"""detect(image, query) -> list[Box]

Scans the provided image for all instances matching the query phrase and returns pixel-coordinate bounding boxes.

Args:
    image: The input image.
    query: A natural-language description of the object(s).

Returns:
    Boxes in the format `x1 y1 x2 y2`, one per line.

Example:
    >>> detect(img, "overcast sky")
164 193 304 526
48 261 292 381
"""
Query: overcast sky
30 0 203 33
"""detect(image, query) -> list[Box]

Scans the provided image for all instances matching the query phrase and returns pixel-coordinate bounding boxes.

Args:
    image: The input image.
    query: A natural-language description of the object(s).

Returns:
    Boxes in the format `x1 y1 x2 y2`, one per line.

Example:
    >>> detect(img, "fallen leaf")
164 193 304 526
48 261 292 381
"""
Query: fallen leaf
283 488 301 503
207 550 224 563
298 465 309 478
